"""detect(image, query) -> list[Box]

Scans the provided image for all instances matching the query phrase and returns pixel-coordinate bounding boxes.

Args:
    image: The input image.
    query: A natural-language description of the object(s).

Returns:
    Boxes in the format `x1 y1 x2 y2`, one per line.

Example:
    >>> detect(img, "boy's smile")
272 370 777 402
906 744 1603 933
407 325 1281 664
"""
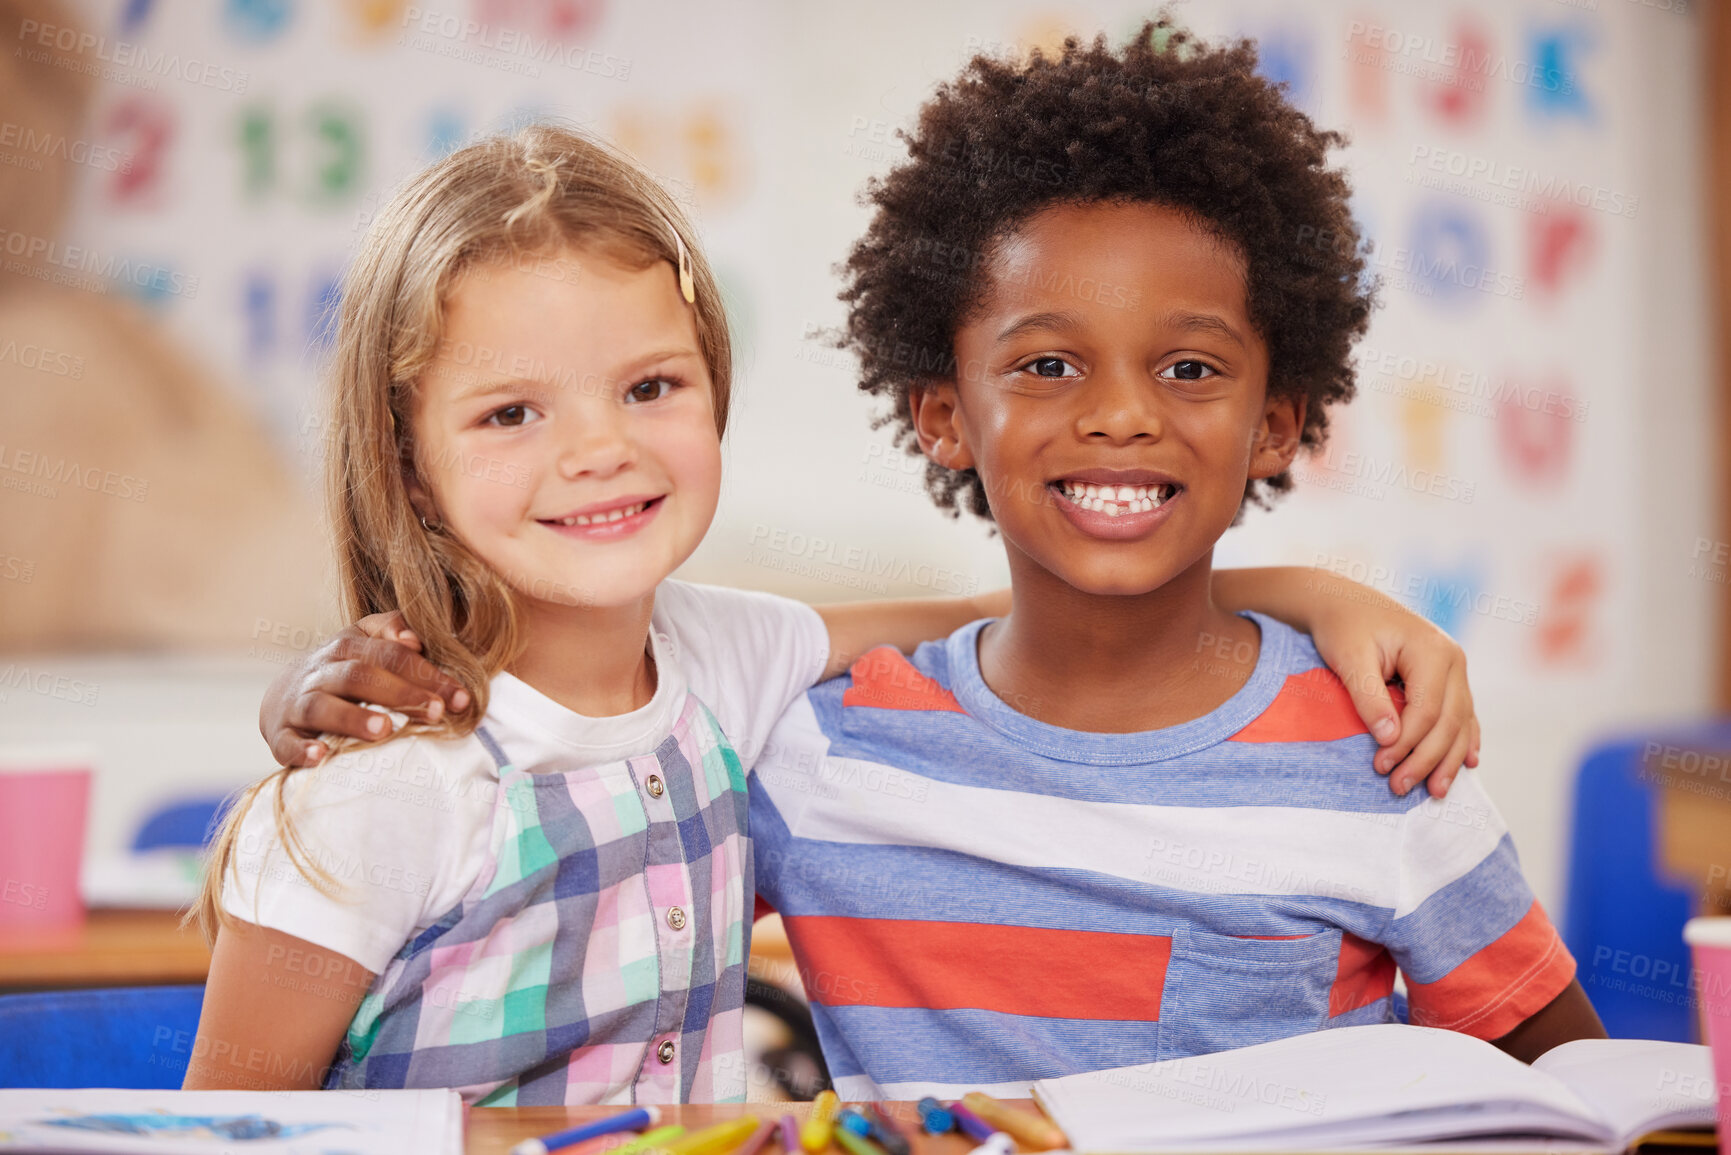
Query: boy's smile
914 201 1303 599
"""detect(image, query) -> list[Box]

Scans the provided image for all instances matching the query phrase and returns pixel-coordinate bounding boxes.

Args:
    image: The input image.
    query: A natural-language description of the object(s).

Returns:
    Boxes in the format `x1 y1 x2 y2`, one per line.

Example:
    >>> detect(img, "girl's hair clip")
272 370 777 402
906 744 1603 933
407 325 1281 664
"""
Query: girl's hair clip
668 219 696 304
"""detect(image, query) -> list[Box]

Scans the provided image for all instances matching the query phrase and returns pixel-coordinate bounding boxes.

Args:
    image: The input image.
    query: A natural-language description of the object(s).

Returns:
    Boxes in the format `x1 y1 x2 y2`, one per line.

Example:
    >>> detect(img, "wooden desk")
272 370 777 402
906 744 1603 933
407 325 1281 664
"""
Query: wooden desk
466 1102 993 1155
0 908 210 989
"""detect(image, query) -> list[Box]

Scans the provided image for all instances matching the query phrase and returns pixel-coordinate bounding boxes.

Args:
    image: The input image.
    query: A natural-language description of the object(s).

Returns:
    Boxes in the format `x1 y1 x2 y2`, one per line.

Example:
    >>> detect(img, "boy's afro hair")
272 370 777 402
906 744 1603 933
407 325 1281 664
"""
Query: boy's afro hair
838 19 1375 520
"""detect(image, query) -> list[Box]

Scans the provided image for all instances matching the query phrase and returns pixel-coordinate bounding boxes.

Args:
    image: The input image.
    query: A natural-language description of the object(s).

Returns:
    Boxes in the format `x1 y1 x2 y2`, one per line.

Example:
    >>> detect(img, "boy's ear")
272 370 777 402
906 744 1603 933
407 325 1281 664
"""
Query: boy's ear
908 380 976 472
1249 392 1307 479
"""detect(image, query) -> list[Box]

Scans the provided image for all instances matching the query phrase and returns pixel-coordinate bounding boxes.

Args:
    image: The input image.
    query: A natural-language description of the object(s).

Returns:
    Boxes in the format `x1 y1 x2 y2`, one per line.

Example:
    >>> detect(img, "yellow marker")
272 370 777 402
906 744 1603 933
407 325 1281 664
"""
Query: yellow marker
801 1090 842 1152
611 1126 687 1155
961 1093 1068 1151
662 1119 762 1155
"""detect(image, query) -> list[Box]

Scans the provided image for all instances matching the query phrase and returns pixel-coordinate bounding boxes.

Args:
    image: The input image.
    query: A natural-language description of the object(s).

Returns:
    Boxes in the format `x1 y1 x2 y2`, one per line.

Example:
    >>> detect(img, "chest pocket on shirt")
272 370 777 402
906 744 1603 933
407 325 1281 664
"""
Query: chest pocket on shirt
1157 927 1342 1061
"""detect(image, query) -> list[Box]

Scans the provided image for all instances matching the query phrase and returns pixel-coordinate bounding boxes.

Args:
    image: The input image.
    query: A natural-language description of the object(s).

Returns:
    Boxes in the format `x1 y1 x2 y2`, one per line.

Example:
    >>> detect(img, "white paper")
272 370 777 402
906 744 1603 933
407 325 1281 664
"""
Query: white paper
1532 1038 1719 1149
0 1088 462 1155
1032 1024 1615 1153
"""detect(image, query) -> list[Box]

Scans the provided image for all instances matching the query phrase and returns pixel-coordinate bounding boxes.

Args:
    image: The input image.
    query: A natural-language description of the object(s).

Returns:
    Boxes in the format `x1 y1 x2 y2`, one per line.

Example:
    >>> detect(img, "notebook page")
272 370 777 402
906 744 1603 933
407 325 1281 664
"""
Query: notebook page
1110 1102 1612 1153
1032 1024 1611 1152
0 1087 464 1155
1532 1038 1719 1149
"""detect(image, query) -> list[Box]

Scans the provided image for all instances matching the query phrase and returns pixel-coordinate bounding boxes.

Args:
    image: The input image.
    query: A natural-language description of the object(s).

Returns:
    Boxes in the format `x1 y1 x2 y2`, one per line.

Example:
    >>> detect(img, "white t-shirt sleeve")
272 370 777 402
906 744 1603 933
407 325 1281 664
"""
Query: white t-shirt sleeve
654 580 830 770
219 733 497 974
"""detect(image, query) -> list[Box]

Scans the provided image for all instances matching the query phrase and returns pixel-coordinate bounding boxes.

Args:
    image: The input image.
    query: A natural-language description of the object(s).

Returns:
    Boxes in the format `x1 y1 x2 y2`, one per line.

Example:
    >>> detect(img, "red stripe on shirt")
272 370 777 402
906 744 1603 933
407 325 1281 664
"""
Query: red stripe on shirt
781 916 1172 1021
1405 900 1575 1039
1229 669 1405 743
1330 932 1397 1017
842 647 967 714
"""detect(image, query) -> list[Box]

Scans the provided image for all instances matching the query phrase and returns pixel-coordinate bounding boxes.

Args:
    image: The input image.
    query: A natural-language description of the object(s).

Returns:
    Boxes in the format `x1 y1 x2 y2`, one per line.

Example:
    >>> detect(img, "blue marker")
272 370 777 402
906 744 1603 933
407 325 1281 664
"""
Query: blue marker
916 1098 954 1135
838 1110 874 1138
512 1105 661 1155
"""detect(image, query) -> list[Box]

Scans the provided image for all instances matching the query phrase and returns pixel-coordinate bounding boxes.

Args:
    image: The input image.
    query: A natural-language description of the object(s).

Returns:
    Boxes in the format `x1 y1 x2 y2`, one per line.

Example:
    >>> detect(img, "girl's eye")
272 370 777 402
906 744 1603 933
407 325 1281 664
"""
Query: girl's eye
487 404 538 427
1022 357 1079 379
1162 360 1218 382
625 377 676 404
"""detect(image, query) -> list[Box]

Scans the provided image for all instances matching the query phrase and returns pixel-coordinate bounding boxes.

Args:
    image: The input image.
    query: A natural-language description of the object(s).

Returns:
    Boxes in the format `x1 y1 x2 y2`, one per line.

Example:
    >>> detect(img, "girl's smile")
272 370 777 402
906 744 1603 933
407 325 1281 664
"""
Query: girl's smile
538 493 665 538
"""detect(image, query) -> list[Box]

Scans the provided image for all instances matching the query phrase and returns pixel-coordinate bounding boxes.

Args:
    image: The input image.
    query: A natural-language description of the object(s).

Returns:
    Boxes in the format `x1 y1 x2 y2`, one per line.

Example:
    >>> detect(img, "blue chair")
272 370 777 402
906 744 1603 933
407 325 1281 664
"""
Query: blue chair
1563 726 1731 1041
0 985 205 1088
130 795 233 852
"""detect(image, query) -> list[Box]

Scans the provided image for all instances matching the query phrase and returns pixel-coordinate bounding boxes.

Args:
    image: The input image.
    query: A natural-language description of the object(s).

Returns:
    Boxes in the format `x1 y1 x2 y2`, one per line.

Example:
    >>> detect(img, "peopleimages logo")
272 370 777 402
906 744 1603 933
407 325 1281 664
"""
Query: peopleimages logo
1407 145 1638 219
17 19 250 93
1343 22 1575 94
0 230 198 299
398 7 632 80
0 121 129 173
0 443 149 502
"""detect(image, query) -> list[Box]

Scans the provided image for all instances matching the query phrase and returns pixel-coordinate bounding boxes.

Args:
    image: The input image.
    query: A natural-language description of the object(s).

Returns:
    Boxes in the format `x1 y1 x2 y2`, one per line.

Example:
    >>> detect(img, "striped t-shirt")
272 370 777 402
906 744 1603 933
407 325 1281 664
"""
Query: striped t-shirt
749 613 1574 1100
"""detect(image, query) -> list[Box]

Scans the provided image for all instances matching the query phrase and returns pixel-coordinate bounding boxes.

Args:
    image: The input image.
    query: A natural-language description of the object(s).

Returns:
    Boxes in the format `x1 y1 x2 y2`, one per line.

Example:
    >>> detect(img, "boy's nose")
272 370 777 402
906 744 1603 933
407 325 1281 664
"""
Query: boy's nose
1077 369 1164 444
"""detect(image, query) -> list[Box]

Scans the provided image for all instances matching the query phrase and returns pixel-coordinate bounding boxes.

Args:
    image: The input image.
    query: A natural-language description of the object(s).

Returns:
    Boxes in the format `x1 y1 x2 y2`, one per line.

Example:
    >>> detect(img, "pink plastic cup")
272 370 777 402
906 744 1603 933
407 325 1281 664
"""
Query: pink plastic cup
0 760 91 931
1685 916 1731 1155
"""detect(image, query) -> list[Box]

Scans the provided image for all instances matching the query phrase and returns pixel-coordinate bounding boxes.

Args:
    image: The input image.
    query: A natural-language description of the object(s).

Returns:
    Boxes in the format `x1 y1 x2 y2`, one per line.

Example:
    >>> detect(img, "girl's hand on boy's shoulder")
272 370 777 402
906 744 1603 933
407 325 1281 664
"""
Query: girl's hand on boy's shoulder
260 612 467 768
1312 613 1481 800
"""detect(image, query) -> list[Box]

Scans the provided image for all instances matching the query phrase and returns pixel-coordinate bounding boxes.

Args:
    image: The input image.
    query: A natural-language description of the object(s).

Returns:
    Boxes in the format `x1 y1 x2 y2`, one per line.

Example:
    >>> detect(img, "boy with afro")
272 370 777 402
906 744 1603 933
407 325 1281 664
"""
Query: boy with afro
747 21 1603 1097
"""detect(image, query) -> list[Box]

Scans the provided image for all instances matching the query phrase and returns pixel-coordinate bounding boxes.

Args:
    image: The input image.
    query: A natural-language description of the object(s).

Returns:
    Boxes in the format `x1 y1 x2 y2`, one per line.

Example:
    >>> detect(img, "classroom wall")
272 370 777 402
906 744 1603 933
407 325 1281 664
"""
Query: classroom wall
0 0 1714 919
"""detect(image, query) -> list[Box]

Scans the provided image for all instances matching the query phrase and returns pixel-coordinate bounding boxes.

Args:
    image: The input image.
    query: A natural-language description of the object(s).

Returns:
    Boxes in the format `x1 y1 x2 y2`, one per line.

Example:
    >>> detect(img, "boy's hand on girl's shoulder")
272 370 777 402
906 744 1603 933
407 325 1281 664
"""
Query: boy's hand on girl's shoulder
1314 619 1481 800
259 612 468 768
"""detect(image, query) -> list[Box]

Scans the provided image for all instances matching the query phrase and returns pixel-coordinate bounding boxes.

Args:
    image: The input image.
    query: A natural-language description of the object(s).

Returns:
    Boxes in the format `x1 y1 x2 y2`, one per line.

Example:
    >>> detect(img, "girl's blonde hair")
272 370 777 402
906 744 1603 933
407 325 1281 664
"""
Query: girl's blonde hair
192 123 733 941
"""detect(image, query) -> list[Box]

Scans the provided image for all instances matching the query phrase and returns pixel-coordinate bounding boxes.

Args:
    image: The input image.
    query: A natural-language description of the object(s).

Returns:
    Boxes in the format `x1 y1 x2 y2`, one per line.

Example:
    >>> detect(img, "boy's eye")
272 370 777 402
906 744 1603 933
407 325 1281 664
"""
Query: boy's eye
1161 360 1218 382
1022 357 1079 379
487 404 538 427
625 377 676 403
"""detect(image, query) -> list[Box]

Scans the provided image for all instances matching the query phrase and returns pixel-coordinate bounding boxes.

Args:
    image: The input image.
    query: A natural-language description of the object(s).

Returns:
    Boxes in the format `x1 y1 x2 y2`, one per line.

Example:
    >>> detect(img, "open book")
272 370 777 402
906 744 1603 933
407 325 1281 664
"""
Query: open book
0 1088 462 1154
1031 1024 1718 1153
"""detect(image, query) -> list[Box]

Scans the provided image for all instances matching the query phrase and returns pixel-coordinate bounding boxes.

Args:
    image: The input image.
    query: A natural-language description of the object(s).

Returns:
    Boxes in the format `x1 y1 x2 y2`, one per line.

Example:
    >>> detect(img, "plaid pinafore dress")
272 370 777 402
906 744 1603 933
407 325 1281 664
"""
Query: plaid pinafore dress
324 693 752 1105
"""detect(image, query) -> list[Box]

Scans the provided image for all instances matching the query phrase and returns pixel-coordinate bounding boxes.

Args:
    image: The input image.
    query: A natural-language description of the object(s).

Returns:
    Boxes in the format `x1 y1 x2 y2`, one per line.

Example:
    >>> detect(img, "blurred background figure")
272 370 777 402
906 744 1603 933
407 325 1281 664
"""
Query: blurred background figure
0 0 329 651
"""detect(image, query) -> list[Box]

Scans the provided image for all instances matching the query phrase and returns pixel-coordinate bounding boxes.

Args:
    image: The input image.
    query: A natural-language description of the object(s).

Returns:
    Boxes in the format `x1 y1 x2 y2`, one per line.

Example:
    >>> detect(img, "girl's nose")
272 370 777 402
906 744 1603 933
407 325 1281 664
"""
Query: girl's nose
557 406 636 479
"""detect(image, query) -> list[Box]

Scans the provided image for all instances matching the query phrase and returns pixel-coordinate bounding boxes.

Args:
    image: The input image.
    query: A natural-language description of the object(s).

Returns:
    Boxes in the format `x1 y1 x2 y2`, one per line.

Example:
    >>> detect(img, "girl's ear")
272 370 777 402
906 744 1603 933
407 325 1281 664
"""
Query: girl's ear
908 380 976 472
403 460 440 528
1249 392 1307 479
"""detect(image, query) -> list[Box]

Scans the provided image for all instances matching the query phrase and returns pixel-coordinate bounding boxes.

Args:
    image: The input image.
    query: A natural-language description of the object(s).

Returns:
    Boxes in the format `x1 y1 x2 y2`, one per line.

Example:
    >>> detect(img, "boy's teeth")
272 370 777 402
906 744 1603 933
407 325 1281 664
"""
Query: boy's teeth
1056 480 1173 515
556 501 647 527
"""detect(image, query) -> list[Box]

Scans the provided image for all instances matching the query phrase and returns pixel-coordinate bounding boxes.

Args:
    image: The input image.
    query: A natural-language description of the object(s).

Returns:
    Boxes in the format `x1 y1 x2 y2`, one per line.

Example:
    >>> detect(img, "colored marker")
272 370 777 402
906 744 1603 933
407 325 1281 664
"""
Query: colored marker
863 1105 911 1155
666 1118 763 1155
915 1098 954 1135
802 1090 842 1152
837 1110 873 1138
612 1126 688 1155
834 1126 887 1155
780 1116 801 1153
948 1103 996 1144
961 1092 1068 1151
734 1119 777 1155
512 1106 663 1155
